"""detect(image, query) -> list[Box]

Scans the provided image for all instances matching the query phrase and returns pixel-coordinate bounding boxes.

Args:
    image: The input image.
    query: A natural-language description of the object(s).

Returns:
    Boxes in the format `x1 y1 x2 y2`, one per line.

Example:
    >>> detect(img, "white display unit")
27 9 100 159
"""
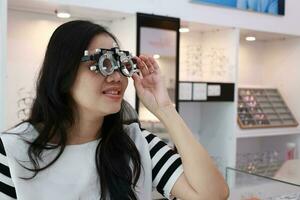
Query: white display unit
235 30 300 177
178 22 239 173
178 21 300 177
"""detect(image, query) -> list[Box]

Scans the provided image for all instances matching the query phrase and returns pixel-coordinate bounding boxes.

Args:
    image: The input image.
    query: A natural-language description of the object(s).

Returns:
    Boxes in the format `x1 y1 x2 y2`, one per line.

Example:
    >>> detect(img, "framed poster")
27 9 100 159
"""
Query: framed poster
191 0 285 16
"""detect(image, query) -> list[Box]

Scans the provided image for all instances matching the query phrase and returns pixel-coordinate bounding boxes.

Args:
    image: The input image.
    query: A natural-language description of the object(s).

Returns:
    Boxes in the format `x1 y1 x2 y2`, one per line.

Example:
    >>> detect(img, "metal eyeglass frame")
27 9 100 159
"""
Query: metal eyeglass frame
80 47 139 77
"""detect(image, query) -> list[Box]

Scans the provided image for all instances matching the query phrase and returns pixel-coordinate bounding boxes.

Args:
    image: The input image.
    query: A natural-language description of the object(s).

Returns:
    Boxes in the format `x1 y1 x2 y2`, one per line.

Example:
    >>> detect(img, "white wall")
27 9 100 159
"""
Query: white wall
5 9 114 129
54 0 300 36
108 15 137 108
6 10 65 128
238 41 265 85
0 0 7 131
262 38 300 123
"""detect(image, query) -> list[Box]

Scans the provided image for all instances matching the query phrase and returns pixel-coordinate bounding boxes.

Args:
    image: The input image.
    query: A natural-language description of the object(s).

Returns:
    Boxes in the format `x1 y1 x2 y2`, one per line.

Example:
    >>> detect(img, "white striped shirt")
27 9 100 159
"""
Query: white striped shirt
0 137 17 199
0 122 183 200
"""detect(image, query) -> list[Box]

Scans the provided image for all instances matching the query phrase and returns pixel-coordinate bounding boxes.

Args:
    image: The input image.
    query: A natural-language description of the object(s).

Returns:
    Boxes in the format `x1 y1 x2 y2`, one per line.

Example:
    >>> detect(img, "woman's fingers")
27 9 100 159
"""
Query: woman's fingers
132 73 144 94
140 55 155 74
148 56 159 71
134 56 149 77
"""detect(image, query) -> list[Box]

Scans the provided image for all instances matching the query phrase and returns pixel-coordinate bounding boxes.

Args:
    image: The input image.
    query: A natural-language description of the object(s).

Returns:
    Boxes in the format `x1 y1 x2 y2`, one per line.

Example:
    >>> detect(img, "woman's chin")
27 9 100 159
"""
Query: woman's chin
103 105 121 115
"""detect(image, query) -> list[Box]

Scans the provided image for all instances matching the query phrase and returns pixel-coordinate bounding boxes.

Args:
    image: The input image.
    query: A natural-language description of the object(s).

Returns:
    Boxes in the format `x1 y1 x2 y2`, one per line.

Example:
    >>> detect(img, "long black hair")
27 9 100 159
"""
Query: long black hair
10 20 142 200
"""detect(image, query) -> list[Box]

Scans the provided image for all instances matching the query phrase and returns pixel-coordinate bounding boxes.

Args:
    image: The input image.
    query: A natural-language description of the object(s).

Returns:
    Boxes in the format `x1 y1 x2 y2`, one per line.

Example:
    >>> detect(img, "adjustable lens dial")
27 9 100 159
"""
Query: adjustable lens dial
98 52 119 76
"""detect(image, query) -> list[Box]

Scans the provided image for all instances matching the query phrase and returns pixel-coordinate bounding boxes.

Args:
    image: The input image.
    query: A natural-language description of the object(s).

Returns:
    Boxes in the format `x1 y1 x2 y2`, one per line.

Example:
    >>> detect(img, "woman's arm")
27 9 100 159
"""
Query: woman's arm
156 105 229 200
132 55 229 200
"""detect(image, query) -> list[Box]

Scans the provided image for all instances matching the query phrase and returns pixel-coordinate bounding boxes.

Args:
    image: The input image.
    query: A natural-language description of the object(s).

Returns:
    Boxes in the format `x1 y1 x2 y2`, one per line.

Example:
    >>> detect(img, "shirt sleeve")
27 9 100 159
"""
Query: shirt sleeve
141 130 183 200
0 137 17 200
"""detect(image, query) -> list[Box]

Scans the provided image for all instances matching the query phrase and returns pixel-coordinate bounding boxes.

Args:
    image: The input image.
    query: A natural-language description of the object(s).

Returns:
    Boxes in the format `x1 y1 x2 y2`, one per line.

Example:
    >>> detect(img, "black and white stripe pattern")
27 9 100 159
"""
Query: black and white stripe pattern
0 138 17 199
142 131 183 199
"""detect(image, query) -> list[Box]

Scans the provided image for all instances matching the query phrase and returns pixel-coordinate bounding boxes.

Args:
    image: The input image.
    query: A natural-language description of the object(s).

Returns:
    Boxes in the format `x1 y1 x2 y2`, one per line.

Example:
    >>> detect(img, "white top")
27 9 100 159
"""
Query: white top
0 122 183 200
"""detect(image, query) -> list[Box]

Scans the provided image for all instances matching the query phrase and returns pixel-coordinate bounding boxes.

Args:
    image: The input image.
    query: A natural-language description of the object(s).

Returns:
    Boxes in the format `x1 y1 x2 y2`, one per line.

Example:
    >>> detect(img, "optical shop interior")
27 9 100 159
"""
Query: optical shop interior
1 0 300 200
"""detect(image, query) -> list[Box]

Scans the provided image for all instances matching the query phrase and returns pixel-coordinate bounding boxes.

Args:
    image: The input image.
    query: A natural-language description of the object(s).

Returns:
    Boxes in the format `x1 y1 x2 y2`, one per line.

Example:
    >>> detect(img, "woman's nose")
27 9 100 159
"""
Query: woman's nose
106 70 122 82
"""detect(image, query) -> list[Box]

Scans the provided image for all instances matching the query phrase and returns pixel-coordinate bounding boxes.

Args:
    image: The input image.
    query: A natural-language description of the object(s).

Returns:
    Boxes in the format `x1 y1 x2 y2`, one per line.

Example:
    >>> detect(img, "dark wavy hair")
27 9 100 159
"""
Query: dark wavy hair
10 20 142 200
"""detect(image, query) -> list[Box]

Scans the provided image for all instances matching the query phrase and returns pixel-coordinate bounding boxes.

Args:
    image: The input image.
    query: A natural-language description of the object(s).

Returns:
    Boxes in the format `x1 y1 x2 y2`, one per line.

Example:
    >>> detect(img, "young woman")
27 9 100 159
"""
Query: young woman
0 20 229 200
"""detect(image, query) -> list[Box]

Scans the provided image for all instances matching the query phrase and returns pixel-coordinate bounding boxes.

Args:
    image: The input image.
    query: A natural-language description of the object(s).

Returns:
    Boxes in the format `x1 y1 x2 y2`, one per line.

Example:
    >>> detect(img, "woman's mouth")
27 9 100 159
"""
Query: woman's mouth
102 89 122 100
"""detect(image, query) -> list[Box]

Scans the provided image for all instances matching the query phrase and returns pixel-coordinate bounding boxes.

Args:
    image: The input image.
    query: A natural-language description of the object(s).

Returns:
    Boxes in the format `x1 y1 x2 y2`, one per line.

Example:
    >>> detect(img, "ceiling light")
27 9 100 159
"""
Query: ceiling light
179 27 190 33
55 10 71 19
245 36 256 41
153 54 160 59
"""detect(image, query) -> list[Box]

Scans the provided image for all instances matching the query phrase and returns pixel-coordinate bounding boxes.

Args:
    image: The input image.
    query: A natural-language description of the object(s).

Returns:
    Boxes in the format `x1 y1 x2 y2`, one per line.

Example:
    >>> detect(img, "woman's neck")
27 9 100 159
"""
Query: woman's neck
67 116 104 145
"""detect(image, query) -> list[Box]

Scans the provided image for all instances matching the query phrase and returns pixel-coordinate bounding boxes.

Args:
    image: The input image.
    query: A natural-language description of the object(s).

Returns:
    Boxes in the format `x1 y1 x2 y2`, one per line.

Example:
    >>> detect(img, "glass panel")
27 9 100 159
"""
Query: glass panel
138 26 177 144
226 167 300 200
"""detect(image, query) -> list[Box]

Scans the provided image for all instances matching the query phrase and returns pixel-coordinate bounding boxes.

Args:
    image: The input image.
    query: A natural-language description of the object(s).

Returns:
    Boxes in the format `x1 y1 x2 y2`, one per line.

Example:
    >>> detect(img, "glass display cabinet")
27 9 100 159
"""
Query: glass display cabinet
136 13 180 146
226 163 300 200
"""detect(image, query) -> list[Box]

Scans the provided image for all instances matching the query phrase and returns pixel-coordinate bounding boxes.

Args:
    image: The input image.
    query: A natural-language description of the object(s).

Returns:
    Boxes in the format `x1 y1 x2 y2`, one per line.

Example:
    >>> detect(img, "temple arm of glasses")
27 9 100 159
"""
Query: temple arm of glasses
81 55 91 62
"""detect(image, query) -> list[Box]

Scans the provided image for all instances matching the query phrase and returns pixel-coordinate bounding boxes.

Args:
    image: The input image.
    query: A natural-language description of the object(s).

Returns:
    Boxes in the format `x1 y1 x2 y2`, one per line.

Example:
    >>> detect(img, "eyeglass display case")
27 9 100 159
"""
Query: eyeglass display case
238 88 299 129
226 167 300 200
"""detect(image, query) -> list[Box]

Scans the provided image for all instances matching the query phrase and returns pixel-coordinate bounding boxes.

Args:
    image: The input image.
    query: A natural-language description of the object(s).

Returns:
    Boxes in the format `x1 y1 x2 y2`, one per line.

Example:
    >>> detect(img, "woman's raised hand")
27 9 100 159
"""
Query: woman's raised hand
132 55 173 117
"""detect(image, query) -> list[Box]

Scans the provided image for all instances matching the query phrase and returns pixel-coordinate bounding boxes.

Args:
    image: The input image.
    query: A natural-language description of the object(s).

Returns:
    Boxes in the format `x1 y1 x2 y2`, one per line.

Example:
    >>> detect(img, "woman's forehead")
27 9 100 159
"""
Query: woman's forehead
87 34 115 51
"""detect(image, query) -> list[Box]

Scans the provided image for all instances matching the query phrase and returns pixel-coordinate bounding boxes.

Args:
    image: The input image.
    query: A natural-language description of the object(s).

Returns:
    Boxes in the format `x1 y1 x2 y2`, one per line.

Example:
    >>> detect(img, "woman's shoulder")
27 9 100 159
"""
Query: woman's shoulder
0 122 37 155
123 122 153 146
1 122 37 138
3 122 33 133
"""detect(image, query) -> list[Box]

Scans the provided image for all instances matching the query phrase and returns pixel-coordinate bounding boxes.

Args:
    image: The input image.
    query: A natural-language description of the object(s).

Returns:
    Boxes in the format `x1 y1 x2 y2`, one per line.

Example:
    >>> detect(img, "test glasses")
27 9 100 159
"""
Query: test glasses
81 47 139 77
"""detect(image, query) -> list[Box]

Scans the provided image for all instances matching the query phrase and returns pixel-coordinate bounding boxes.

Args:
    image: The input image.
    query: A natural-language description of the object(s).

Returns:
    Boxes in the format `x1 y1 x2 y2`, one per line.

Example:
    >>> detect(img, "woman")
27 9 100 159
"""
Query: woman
0 20 229 200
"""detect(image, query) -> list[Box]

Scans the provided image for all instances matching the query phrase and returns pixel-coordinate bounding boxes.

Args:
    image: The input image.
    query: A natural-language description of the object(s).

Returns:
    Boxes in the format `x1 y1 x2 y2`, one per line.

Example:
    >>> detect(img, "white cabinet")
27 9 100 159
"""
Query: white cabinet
178 21 300 177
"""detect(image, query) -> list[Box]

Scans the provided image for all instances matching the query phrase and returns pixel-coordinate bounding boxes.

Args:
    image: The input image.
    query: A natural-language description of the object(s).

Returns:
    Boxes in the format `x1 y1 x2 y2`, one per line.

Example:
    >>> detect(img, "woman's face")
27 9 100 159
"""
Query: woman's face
71 34 128 118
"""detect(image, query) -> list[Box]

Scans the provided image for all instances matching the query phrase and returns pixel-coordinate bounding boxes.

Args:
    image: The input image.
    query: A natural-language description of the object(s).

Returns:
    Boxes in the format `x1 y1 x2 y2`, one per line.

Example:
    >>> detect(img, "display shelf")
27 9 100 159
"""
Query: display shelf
178 24 300 178
236 127 300 138
238 88 298 129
